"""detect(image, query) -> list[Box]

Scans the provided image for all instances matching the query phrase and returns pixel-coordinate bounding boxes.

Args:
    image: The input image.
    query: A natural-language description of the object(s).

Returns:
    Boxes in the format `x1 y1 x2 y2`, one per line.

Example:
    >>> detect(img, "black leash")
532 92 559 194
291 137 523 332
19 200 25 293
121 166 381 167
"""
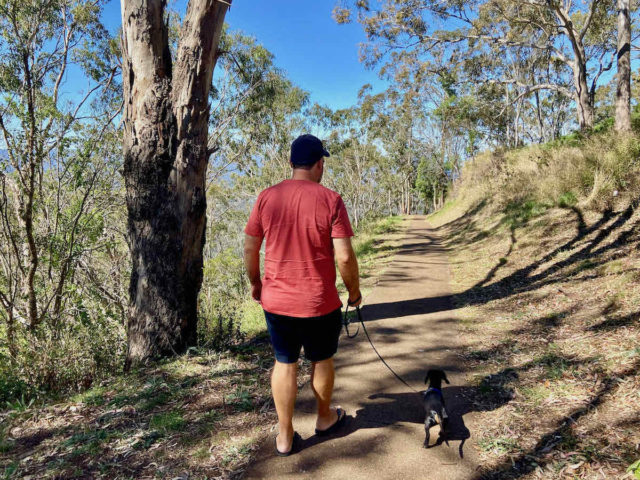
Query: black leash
343 298 421 395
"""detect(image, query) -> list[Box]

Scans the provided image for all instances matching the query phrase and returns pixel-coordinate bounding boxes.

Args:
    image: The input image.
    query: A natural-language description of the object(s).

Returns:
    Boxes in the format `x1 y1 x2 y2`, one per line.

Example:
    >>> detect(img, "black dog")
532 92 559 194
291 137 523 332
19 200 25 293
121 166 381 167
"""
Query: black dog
423 369 450 448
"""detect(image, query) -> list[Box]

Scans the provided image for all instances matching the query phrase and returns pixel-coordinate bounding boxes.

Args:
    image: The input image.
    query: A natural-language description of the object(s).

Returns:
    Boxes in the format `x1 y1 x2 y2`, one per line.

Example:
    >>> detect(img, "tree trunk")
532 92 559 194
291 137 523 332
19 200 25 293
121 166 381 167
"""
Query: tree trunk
615 0 632 132
432 183 437 212
574 64 594 129
561 16 595 132
534 89 545 143
387 190 391 216
354 199 359 229
121 0 229 368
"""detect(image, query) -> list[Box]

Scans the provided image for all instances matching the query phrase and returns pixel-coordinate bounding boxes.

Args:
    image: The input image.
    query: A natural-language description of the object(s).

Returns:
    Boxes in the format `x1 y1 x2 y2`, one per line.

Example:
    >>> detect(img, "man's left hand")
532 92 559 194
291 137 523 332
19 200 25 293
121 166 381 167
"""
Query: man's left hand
251 281 262 302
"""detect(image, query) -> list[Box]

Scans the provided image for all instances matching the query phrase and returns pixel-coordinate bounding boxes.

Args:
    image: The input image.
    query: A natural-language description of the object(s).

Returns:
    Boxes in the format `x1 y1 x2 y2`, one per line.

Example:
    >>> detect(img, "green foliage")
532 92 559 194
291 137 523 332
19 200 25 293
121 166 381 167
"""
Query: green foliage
0 0 125 405
4 394 34 412
503 200 549 228
557 192 578 208
461 130 640 215
0 376 34 406
541 131 584 149
628 459 640 479
478 436 521 454
225 388 254 412
239 301 267 338
592 117 614 133
198 309 246 352
63 429 110 457
149 411 186 433
353 215 401 262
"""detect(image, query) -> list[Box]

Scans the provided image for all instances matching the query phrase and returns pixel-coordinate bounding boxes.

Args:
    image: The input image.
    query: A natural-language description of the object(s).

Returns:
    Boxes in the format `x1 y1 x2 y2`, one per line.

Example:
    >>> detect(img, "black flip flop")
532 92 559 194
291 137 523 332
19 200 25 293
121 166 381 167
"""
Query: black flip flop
274 431 300 457
315 407 347 436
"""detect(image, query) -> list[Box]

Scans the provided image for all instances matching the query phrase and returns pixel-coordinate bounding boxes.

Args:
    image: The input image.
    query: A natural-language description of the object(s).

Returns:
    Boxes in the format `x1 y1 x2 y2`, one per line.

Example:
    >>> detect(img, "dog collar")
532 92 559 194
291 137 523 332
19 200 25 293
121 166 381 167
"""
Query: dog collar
426 387 443 396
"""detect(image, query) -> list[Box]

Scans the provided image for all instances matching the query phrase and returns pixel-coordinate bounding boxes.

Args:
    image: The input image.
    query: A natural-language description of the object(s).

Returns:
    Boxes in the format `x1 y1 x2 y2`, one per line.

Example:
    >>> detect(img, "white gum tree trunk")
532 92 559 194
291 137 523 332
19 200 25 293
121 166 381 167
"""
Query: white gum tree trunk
121 0 230 367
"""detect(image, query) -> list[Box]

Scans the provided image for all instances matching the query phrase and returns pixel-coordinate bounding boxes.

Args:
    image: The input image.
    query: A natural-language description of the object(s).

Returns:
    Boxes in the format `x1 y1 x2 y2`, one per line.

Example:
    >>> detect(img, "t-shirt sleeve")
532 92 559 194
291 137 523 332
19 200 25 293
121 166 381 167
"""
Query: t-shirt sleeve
245 193 264 237
331 195 354 238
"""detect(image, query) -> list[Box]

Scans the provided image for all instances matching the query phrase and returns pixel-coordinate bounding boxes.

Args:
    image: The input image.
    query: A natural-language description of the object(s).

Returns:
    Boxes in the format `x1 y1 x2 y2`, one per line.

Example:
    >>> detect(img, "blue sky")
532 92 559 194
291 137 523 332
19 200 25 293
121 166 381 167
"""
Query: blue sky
101 0 387 110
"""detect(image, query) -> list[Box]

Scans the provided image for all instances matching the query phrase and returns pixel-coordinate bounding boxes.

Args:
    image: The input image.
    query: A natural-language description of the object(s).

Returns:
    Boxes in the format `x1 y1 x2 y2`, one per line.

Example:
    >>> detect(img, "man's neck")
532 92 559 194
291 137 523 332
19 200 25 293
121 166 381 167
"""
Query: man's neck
291 170 319 183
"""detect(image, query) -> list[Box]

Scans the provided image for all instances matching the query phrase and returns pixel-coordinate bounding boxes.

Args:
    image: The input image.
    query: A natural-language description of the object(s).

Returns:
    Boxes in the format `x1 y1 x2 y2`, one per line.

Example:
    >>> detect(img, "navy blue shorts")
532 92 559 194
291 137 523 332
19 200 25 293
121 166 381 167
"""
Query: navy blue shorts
263 308 343 363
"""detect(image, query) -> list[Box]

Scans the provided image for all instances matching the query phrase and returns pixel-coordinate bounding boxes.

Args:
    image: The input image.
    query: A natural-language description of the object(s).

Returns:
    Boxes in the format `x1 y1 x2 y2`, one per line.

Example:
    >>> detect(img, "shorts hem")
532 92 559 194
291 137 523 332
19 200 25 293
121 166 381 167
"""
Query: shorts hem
305 351 336 363
274 354 299 364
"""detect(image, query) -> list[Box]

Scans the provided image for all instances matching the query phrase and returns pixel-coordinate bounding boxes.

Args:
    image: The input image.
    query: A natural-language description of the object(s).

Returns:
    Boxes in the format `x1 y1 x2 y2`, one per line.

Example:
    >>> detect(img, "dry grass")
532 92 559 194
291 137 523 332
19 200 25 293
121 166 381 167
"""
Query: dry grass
465 131 640 213
0 216 405 480
431 186 640 478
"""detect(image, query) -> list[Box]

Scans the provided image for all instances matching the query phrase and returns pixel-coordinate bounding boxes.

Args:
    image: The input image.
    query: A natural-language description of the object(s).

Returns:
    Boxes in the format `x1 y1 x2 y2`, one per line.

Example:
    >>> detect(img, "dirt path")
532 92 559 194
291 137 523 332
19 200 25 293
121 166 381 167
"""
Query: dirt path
241 216 484 480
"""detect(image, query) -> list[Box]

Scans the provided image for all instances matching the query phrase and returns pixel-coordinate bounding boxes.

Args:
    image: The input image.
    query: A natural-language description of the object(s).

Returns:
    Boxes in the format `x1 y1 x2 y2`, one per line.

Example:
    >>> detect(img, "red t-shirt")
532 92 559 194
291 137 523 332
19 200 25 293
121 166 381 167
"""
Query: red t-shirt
244 179 354 317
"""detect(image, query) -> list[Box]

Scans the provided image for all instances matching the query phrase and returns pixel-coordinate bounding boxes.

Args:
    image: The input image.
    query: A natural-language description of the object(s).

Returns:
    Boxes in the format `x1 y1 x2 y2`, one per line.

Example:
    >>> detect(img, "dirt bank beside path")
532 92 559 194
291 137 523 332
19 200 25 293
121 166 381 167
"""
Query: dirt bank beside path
242 216 486 480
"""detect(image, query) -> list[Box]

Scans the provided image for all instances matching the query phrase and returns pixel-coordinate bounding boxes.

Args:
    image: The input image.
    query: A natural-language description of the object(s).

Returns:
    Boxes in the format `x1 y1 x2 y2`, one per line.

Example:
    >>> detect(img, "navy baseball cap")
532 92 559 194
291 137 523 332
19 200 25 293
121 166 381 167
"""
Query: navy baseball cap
290 134 330 166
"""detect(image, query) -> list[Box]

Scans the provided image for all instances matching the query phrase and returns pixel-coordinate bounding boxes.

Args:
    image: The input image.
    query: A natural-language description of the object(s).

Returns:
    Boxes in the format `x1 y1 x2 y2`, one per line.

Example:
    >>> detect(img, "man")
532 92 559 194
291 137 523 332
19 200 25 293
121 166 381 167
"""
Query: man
244 134 361 456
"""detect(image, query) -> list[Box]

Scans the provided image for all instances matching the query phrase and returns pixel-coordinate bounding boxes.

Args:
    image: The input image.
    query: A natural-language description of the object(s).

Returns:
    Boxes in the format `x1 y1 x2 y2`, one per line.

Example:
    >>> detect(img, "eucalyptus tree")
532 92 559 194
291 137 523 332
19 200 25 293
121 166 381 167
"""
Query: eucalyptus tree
0 0 120 367
615 0 631 131
366 87 427 214
321 105 381 228
121 0 230 366
336 0 619 130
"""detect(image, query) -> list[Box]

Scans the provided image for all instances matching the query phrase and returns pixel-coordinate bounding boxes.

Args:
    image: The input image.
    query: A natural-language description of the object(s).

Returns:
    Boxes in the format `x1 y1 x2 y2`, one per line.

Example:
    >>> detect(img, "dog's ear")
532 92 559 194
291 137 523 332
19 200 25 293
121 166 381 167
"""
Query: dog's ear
424 373 429 385
442 371 450 384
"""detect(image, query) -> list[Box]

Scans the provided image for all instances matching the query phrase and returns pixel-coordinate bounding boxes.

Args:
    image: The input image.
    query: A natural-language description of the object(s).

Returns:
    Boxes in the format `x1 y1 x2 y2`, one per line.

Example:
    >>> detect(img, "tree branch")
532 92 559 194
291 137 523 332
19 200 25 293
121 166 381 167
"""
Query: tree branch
580 0 599 41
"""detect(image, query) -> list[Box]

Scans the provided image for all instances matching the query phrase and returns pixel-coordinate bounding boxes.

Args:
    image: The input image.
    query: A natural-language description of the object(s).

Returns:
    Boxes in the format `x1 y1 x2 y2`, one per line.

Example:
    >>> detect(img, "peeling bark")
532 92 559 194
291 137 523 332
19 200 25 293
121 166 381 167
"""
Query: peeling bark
121 0 230 367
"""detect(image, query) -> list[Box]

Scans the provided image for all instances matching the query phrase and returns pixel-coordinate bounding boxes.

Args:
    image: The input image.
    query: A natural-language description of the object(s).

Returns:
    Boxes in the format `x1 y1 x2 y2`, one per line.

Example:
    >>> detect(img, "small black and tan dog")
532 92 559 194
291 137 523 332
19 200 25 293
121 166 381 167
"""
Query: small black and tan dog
423 369 450 448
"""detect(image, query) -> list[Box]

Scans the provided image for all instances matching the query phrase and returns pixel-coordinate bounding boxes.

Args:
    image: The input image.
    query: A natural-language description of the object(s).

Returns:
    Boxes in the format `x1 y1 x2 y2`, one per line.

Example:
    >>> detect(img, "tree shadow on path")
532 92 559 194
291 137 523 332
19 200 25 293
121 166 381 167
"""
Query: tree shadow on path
360 201 638 323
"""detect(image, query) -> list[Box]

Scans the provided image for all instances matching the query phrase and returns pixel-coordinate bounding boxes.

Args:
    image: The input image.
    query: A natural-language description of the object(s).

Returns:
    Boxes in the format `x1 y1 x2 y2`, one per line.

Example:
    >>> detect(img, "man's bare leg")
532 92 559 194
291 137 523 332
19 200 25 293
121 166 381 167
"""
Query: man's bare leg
311 357 341 430
272 360 298 452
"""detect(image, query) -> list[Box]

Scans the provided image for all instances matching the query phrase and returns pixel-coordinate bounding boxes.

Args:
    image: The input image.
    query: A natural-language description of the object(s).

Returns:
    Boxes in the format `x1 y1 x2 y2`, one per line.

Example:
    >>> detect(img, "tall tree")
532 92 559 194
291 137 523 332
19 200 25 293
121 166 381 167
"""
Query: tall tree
121 0 230 367
337 0 617 130
615 0 631 131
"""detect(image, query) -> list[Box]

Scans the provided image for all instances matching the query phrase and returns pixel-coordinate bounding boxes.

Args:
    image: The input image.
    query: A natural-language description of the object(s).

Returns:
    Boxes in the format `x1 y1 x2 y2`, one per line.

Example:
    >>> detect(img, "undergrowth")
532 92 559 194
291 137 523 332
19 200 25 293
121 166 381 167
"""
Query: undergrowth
430 128 640 478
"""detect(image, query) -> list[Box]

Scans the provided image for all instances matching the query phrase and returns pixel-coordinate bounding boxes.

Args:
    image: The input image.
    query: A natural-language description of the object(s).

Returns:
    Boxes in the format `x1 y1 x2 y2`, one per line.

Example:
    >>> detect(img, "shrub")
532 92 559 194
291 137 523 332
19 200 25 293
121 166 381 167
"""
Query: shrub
198 306 246 351
0 313 126 405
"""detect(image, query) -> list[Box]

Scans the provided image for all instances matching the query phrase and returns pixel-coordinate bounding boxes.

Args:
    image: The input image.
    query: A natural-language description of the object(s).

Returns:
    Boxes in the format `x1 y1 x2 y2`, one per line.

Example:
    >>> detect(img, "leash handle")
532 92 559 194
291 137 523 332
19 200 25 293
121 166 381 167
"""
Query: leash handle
342 302 360 339
347 294 362 306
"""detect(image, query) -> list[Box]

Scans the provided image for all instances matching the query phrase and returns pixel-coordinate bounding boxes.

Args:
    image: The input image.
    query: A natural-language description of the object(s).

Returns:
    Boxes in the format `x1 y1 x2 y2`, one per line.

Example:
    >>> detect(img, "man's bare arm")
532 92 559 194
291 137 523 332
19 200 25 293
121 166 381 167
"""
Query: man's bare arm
244 234 263 301
332 237 361 306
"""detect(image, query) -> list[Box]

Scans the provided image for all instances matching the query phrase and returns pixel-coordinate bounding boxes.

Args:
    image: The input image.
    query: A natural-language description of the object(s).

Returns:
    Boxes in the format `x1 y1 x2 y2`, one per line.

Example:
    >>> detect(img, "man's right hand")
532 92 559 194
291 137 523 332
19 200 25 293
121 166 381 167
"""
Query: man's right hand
348 290 362 307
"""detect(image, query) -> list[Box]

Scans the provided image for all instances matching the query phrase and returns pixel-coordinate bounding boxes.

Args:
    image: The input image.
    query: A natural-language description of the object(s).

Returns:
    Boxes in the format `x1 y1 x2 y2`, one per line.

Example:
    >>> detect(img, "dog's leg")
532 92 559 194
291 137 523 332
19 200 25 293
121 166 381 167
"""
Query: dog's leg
423 415 436 448
439 408 450 446
441 407 449 429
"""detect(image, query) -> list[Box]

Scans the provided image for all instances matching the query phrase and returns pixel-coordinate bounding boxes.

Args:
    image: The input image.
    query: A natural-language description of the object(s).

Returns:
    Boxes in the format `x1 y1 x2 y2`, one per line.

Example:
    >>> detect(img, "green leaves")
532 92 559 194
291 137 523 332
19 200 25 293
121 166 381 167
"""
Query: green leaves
628 460 640 480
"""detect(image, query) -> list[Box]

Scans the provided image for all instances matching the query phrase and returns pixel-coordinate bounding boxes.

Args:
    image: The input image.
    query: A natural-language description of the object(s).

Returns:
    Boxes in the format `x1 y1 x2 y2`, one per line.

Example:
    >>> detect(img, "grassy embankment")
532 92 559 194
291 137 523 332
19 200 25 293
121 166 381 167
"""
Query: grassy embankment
429 131 640 479
0 215 403 480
